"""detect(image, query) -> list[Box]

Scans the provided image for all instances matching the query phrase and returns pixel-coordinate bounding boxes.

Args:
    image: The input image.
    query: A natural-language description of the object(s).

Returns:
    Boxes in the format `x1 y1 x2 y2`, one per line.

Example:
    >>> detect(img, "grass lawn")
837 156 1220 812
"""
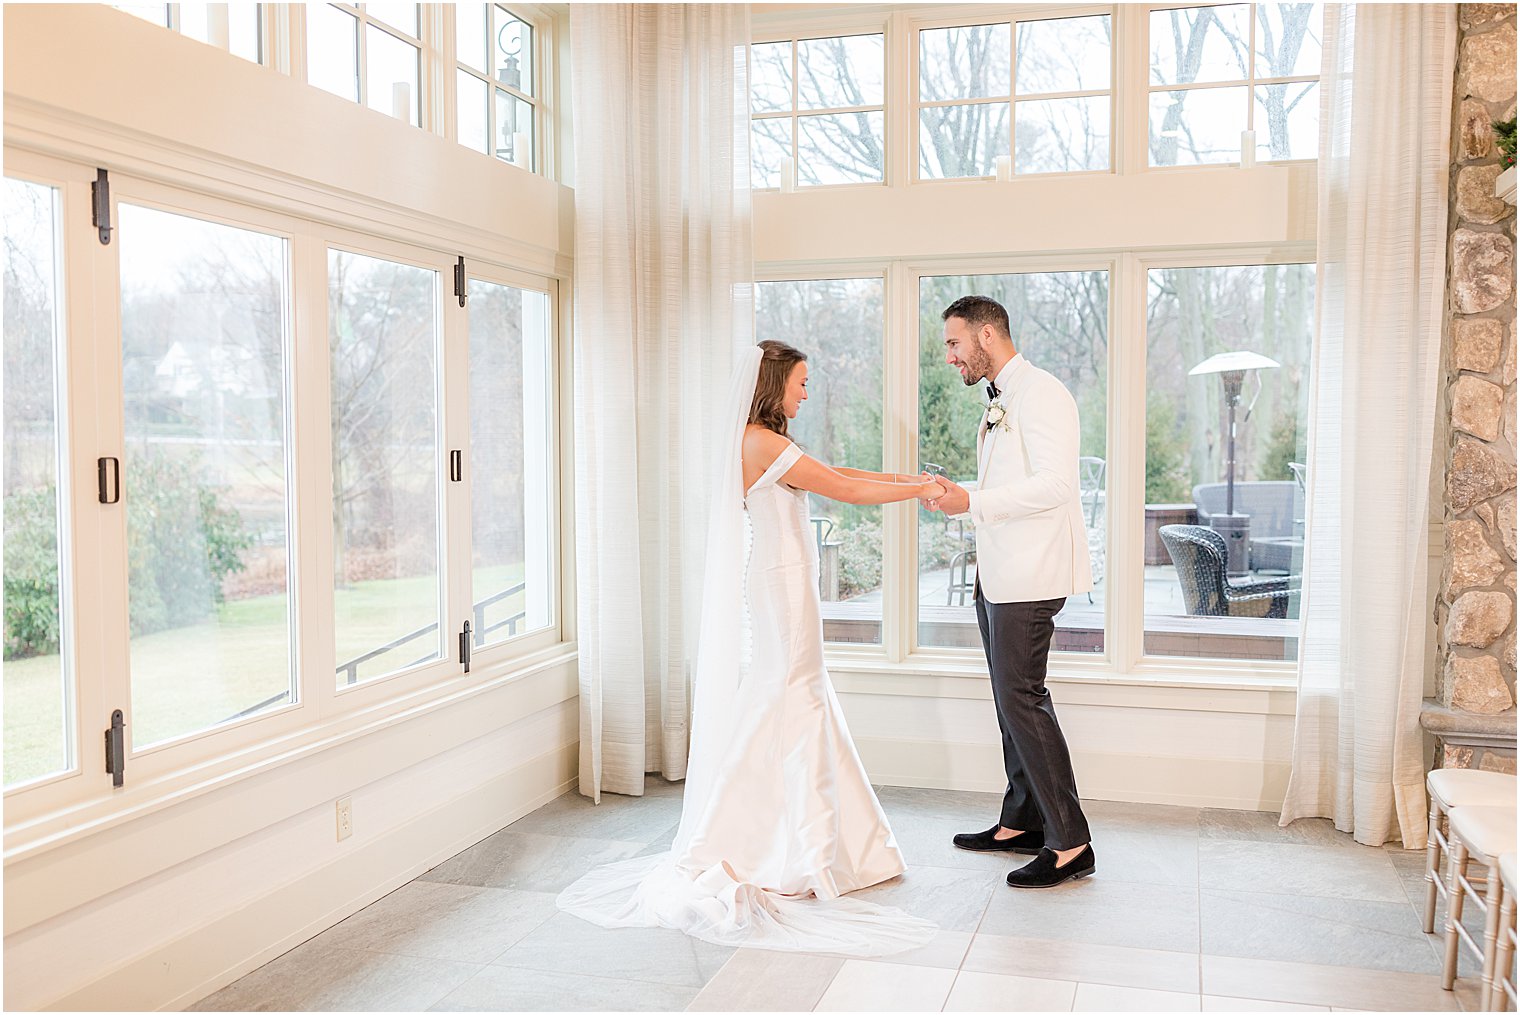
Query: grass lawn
3 565 528 785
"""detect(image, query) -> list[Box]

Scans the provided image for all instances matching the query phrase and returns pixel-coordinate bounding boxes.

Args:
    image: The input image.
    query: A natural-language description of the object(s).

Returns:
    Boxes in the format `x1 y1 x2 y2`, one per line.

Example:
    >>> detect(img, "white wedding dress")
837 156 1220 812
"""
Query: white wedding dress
557 362 936 953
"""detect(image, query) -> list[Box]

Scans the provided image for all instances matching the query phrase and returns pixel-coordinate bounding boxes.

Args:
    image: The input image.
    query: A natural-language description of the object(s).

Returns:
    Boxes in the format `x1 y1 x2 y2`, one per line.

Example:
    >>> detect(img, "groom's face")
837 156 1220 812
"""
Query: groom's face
943 317 994 388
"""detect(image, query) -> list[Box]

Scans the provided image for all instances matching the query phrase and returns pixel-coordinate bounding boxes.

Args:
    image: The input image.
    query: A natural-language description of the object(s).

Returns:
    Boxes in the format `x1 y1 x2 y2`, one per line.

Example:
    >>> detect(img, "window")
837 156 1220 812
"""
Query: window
918 14 1112 179
307 3 422 127
917 271 1109 652
751 34 886 189
455 3 538 170
1149 4 1322 166
1144 263 1313 660
467 276 556 648
755 277 886 644
328 249 442 686
114 4 262 63
3 177 73 787
118 204 296 749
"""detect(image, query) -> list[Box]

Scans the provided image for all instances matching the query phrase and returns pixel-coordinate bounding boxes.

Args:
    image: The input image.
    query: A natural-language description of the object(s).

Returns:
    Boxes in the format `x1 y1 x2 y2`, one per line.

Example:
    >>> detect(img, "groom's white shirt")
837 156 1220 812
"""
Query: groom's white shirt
952 353 1094 604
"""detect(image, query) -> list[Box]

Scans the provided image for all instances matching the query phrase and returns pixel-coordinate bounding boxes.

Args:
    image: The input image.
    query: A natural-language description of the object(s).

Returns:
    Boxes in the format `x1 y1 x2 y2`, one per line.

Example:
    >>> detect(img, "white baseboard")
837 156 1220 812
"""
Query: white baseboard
38 741 577 1013
855 735 1290 811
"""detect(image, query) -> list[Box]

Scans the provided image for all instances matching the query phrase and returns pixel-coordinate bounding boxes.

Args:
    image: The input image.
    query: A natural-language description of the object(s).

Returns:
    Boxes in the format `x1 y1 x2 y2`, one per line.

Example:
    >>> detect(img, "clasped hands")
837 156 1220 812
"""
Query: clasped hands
915 473 971 516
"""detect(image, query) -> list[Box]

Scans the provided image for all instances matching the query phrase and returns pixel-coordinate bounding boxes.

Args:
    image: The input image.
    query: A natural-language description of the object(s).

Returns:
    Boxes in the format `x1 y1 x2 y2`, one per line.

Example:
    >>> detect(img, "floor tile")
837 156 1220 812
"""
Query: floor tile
1200 954 1460 1011
813 959 956 1011
1094 828 1200 887
418 829 645 893
962 933 1200 993
1197 839 1407 904
1072 982 1201 1011
846 929 971 970
686 949 844 1011
979 875 1199 953
190 937 479 1011
1083 798 1202 839
885 813 1035 875
943 970 1077 1012
1200 888 1439 974
1199 810 1361 850
509 779 685 844
492 911 731 987
846 863 999 933
429 966 696 1012
1201 997 1329 1011
315 881 557 963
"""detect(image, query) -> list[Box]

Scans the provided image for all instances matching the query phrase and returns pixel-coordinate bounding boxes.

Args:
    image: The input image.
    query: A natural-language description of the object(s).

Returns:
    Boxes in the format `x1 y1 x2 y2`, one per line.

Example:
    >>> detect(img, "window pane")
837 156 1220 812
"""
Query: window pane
115 5 170 26
1143 265 1313 661
365 2 418 36
1255 81 1318 161
1015 15 1111 95
457 2 488 72
367 26 419 126
3 178 72 786
179 4 260 62
495 7 533 97
308 3 359 103
229 4 261 63
797 34 883 110
919 102 1009 179
1257 3 1322 78
495 89 534 169
918 273 1109 653
751 41 793 114
1016 96 1109 174
329 250 440 687
1149 86 1249 166
119 205 293 749
755 279 885 645
798 111 884 186
751 117 790 189
458 71 489 155
1150 5 1251 85
919 24 1010 102
468 280 554 649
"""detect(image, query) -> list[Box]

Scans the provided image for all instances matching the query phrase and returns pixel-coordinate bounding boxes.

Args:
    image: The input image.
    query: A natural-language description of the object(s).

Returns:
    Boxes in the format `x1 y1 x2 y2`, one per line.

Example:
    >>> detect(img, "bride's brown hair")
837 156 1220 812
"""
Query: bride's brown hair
749 340 808 438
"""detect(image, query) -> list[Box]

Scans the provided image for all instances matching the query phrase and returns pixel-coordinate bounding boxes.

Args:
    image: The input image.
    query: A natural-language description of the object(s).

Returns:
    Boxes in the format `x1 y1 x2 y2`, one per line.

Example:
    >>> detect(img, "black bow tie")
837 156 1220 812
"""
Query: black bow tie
986 381 1000 400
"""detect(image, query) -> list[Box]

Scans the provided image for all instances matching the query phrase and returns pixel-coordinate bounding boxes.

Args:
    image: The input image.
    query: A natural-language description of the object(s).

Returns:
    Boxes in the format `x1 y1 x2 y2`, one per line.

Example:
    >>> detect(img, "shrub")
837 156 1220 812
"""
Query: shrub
1145 395 1191 504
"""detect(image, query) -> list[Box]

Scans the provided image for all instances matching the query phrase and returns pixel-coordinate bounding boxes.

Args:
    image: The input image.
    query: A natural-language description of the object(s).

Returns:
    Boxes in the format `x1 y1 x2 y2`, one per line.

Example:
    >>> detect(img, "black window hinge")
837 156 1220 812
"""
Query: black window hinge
105 709 125 787
459 620 472 672
92 169 112 245
454 256 467 307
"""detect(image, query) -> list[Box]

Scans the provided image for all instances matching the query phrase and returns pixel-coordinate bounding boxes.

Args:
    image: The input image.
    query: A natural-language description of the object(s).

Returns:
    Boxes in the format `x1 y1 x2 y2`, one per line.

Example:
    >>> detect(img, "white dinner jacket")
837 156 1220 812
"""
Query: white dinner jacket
954 354 1093 604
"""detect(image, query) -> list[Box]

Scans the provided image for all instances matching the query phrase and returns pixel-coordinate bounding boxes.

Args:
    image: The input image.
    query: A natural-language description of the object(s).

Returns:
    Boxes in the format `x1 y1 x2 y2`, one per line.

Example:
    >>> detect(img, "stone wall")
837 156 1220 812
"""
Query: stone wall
1434 3 1518 774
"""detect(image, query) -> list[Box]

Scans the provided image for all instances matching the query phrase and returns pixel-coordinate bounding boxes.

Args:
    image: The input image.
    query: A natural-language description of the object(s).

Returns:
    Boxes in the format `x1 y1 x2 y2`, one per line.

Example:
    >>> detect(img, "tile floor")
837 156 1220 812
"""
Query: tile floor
192 780 1497 1012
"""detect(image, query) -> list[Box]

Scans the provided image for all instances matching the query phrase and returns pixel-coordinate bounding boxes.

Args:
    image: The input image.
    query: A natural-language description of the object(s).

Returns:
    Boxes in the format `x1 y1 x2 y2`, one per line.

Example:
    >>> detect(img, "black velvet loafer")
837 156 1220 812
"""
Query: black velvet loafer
952 824 1046 855
1005 845 1096 889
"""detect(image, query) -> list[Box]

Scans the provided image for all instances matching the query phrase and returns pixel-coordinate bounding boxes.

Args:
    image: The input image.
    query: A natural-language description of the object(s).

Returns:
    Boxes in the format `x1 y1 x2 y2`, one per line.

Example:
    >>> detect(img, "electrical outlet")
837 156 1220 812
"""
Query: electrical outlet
336 797 353 841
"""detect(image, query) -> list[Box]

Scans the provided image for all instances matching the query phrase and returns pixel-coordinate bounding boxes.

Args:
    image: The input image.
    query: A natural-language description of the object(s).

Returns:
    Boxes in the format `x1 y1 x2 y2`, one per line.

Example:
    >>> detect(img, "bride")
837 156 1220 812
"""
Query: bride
557 340 943 955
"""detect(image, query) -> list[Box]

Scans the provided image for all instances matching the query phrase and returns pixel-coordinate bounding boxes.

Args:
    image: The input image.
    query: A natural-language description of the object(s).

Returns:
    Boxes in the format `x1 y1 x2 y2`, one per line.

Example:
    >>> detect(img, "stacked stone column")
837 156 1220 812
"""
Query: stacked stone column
1436 4 1517 772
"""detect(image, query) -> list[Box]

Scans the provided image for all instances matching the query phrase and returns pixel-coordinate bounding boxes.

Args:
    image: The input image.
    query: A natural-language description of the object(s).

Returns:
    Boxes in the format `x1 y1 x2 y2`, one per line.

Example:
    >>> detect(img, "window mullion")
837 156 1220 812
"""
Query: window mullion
883 260 915 662
355 8 369 109
441 264 472 678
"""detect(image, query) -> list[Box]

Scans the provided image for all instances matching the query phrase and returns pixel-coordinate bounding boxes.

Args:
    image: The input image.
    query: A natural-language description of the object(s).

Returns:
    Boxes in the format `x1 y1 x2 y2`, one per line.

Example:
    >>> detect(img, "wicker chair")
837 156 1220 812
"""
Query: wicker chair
1159 524 1299 619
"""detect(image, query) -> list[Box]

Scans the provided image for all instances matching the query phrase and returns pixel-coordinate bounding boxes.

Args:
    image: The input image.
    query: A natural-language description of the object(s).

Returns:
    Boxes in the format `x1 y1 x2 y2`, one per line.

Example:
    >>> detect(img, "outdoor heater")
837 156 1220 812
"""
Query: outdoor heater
1188 350 1280 576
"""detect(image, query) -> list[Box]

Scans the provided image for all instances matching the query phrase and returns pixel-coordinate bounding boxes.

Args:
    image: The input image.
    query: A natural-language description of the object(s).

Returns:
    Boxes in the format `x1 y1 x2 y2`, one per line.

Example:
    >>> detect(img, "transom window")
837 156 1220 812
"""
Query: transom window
750 34 886 189
1149 3 1322 166
307 2 423 127
917 14 1113 179
455 3 538 170
114 4 262 63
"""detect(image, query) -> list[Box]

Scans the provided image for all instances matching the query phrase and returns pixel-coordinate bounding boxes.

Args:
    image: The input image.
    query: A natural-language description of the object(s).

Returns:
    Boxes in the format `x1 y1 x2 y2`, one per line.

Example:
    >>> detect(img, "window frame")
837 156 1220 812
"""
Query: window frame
749 29 891 191
910 5 1118 182
1 146 569 833
449 3 546 172
1143 1 1321 170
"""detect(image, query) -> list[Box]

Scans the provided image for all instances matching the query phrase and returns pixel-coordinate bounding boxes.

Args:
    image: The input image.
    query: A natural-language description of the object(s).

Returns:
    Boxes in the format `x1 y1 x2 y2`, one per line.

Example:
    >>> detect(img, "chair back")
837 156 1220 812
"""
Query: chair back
1078 456 1106 528
1191 481 1301 539
1159 524 1230 616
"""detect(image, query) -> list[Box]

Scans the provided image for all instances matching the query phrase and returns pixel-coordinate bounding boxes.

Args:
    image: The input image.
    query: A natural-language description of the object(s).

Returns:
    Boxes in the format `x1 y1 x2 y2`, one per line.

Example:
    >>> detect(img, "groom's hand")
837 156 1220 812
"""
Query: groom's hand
917 474 948 512
930 477 971 516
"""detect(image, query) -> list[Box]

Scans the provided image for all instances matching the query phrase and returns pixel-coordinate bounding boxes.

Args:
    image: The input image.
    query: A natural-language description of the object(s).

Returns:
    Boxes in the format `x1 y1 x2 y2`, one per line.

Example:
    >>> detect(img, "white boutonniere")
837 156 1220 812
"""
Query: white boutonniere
984 400 1011 434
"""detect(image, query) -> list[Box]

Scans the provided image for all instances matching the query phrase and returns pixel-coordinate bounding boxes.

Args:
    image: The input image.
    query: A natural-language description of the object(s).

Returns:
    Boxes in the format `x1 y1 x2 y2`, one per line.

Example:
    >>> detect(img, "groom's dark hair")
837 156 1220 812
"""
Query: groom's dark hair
942 295 1011 339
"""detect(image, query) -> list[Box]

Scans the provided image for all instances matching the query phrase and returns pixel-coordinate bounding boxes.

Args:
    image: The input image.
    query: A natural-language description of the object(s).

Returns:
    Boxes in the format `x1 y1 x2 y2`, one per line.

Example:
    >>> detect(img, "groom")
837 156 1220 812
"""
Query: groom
923 295 1096 889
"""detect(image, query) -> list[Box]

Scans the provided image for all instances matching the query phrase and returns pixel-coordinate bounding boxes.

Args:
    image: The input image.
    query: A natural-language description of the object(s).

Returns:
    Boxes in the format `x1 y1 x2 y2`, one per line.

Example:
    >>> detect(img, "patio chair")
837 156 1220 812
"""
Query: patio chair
1158 524 1298 619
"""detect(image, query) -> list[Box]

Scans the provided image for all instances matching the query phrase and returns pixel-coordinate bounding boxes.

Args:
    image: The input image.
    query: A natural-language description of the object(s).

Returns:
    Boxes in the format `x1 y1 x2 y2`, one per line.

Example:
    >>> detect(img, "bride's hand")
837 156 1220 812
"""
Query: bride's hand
917 475 946 508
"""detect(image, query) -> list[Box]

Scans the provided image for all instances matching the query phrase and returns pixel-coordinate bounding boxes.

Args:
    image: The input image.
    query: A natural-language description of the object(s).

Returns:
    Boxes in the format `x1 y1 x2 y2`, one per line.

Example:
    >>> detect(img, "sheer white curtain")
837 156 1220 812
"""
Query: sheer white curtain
1280 4 1457 847
570 5 753 800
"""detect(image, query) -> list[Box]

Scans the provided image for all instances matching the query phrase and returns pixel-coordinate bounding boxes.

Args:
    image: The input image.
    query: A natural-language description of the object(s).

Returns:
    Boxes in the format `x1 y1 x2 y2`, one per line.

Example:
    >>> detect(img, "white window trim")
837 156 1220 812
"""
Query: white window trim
2 144 572 837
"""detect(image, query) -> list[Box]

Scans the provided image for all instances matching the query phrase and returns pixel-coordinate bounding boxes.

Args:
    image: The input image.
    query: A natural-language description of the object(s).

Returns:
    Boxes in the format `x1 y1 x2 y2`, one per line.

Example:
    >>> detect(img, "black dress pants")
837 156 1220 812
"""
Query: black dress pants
974 590 1092 851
